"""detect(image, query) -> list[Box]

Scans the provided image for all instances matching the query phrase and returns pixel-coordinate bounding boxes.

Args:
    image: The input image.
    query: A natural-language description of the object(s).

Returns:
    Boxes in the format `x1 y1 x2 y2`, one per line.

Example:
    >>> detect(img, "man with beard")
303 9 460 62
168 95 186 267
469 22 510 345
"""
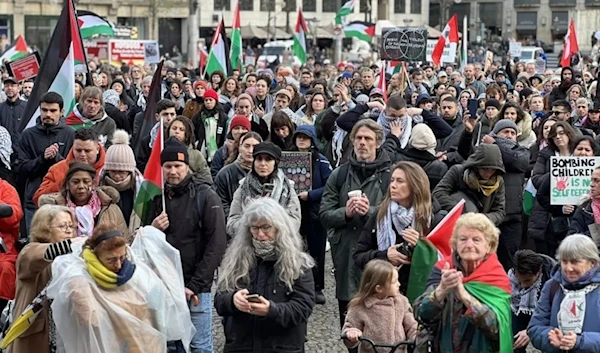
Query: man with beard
299 71 313 95
548 66 574 106
435 96 466 167
17 92 74 230
20 80 33 102
0 77 26 143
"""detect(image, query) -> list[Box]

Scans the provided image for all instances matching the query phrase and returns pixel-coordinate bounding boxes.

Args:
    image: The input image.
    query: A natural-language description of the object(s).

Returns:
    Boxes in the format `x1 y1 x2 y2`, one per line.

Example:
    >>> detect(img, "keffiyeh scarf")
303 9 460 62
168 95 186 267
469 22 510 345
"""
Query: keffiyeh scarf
332 124 347 168
508 268 542 315
239 169 292 209
376 111 412 149
376 201 415 251
66 191 102 237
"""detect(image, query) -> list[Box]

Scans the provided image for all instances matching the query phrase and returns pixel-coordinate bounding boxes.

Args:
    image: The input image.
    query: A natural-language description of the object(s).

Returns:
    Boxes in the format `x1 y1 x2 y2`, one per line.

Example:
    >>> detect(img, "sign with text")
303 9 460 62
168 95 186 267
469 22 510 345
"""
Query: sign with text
425 39 457 64
509 41 522 58
84 40 109 62
550 156 600 205
381 27 427 62
6 52 41 81
280 152 312 193
535 58 546 74
109 40 159 66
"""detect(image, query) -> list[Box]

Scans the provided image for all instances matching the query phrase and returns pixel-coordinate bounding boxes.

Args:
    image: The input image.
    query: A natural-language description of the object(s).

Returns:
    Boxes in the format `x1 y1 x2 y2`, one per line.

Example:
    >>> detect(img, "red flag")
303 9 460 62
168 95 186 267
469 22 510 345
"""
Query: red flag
378 64 388 102
426 199 465 258
561 19 579 67
432 15 459 66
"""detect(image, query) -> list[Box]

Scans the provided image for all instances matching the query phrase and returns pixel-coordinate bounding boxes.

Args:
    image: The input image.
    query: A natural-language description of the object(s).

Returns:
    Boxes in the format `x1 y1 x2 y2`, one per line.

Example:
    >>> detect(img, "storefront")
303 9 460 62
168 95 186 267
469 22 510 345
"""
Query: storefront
24 15 59 55
515 12 537 40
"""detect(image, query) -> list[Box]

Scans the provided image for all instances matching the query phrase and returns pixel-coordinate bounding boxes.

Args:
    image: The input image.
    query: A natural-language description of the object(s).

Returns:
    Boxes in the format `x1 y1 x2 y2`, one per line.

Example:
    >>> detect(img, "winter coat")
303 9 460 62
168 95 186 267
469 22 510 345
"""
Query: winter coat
188 145 213 185
342 295 418 353
38 186 130 241
433 144 506 225
65 104 116 148
214 161 249 220
104 103 131 134
0 98 27 147
8 243 53 353
319 150 392 301
528 266 600 353
227 172 301 236
98 169 144 235
33 146 106 207
17 120 74 208
132 111 151 155
0 179 23 300
528 147 558 243
191 107 228 155
354 198 446 292
436 115 466 167
145 175 226 294
182 97 203 120
210 145 229 180
214 258 315 353
388 147 448 190
568 199 596 237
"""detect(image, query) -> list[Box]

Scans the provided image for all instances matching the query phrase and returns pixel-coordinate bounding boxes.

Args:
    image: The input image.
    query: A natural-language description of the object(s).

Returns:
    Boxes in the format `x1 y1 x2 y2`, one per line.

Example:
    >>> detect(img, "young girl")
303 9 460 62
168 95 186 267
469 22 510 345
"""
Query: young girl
342 260 417 353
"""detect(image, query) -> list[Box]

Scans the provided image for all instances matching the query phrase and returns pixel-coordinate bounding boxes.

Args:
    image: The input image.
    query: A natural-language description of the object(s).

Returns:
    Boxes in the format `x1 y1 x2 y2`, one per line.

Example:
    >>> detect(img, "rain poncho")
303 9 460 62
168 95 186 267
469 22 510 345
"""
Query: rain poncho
47 226 195 353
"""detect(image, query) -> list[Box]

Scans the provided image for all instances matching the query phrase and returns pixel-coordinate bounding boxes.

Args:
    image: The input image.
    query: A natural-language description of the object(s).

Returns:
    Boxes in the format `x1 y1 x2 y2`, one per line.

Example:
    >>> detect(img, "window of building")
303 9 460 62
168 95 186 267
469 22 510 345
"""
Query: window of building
261 0 275 11
303 0 316 11
284 0 296 12
395 0 406 13
410 0 421 13
25 16 58 55
240 0 253 10
323 0 336 12
116 18 147 40
214 0 231 10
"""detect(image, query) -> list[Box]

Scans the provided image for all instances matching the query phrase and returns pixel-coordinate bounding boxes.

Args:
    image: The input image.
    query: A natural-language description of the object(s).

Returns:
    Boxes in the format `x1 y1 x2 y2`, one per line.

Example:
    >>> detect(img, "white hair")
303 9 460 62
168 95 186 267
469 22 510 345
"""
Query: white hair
557 234 600 264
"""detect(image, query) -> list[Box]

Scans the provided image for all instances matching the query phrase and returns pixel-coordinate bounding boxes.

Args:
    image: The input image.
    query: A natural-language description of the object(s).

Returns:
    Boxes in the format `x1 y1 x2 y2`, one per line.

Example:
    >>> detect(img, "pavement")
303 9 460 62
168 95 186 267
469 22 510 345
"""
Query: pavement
212 253 541 353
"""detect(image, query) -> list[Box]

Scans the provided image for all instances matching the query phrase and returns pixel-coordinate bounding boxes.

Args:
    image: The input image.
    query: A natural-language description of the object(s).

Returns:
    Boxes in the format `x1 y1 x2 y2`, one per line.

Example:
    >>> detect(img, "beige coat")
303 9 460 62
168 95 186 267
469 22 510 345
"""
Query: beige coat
39 186 130 241
8 243 53 353
342 294 418 353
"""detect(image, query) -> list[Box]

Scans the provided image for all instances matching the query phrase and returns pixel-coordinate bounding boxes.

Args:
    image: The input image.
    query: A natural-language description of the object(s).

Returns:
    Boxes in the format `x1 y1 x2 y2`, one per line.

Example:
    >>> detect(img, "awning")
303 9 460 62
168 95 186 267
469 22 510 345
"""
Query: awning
226 24 268 39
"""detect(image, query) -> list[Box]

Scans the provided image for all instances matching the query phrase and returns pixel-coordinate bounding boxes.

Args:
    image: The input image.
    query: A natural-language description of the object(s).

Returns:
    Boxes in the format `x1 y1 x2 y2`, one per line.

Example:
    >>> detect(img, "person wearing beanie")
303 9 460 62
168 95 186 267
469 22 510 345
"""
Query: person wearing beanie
227 141 301 236
167 116 213 185
232 93 269 140
492 119 519 136
146 136 227 353
192 88 227 163
210 116 250 179
99 130 144 233
182 81 208 119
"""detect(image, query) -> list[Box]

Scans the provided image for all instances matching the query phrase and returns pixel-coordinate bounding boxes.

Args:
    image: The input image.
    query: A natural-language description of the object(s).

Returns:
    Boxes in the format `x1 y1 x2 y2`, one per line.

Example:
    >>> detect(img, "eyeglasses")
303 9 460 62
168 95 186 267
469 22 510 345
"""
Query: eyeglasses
103 254 127 266
250 224 273 233
52 224 76 233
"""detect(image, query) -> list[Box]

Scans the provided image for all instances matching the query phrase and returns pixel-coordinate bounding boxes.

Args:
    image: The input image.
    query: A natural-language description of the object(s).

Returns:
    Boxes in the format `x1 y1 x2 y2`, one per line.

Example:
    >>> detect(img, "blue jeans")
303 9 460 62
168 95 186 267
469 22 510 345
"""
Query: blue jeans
24 207 36 234
167 293 213 353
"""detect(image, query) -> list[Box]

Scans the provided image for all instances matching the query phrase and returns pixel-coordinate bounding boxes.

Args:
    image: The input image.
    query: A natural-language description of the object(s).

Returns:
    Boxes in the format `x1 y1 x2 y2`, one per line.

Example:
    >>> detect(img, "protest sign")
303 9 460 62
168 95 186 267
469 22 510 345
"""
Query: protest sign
550 156 600 205
280 152 312 193
6 52 42 81
425 39 457 64
484 50 494 73
144 41 160 64
535 58 546 74
509 41 522 58
381 27 427 62
109 39 159 66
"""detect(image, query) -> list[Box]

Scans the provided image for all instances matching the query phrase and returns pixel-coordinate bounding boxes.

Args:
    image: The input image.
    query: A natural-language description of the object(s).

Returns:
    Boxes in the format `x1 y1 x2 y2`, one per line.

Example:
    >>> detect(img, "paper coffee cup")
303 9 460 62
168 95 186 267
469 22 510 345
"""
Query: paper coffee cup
347 190 362 198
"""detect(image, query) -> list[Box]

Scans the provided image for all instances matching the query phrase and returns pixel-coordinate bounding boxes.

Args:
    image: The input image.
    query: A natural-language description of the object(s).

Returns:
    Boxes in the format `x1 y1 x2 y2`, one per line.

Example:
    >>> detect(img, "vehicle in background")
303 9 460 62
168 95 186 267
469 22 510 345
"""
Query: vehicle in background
256 40 301 68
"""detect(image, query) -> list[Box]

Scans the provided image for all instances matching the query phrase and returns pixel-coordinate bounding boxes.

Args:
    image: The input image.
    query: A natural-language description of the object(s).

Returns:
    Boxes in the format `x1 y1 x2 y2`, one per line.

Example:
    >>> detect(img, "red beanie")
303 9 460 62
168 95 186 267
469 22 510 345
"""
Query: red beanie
229 115 251 132
203 89 219 101
194 80 208 90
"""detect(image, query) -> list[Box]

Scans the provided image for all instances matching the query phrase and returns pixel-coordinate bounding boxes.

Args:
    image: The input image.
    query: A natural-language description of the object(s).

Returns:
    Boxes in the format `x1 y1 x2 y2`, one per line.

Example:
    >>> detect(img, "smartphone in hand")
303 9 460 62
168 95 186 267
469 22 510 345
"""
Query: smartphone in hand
467 99 479 118
246 294 262 303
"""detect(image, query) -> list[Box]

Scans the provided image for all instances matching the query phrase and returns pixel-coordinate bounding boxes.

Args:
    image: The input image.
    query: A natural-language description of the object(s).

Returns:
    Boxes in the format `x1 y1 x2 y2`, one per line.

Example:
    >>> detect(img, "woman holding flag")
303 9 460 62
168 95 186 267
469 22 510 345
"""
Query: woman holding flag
414 213 512 353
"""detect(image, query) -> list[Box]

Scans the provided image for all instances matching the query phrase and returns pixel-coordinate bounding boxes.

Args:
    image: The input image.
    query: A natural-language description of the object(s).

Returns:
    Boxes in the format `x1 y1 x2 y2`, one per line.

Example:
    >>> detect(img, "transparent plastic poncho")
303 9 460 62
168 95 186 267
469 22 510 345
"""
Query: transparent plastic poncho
47 226 195 353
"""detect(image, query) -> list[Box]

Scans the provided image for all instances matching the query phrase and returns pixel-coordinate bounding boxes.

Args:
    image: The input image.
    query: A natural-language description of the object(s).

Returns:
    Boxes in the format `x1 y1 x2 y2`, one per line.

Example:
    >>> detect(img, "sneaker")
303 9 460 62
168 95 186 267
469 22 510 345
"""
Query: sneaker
325 240 331 252
315 290 326 305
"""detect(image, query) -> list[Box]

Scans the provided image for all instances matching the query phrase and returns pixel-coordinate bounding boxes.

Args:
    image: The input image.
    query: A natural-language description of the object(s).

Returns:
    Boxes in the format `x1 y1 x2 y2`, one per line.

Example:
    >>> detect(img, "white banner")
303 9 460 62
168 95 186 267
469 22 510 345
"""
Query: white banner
426 40 457 64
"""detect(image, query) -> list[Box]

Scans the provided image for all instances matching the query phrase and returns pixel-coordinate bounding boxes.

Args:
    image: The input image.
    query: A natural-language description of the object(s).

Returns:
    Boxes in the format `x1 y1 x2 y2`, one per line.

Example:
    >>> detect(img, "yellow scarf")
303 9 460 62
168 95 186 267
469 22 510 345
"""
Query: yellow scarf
82 248 119 289
463 169 500 196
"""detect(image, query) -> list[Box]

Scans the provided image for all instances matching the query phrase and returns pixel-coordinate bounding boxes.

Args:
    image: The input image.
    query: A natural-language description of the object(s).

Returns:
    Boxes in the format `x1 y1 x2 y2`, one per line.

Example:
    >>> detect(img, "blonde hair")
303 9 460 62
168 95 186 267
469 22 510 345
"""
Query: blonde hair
349 260 396 308
30 205 75 243
450 213 499 253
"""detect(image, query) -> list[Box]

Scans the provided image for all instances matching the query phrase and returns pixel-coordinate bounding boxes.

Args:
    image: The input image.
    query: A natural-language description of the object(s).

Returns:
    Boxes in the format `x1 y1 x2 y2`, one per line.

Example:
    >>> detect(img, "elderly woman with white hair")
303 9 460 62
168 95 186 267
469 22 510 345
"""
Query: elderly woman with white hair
528 234 600 352
214 198 315 353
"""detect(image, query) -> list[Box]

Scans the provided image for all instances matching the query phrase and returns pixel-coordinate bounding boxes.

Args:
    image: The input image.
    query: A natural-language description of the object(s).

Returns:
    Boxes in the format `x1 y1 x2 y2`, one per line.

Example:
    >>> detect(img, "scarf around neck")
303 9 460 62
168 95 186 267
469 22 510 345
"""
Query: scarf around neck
463 168 500 196
66 191 102 237
104 174 133 192
252 239 276 259
332 124 347 168
590 196 600 224
509 268 542 315
240 169 292 209
376 202 415 251
82 248 136 289
376 111 412 149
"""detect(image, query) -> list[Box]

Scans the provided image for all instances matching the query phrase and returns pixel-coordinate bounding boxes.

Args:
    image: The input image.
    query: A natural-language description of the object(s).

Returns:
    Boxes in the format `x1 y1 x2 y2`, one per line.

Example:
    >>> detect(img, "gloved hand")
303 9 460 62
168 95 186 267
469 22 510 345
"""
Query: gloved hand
0 204 13 219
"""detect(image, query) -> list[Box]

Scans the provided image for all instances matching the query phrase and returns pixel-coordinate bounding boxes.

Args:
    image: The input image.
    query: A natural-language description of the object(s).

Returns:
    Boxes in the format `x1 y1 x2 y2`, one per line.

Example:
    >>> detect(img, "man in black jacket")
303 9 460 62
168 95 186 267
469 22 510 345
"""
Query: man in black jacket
17 92 74 231
135 99 176 173
0 77 26 149
147 137 226 353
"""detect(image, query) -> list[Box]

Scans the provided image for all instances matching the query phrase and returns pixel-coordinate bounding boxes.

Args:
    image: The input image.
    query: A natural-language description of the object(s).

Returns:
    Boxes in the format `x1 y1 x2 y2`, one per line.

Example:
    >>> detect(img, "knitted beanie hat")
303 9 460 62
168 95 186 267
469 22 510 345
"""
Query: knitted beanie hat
229 115 251 132
104 130 136 172
492 119 518 135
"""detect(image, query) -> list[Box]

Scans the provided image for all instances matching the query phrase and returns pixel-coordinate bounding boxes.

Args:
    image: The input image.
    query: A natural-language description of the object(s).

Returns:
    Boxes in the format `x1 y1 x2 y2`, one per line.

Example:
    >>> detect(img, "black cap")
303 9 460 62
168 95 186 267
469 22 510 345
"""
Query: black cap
252 141 282 161
3 77 17 84
494 70 506 78
485 99 501 110
590 103 600 113
160 137 189 165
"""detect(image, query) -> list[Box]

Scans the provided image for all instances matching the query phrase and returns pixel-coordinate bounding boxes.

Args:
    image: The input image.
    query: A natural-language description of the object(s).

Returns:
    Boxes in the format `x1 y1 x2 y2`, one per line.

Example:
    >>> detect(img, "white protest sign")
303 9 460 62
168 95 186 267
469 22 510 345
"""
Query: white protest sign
535 58 546 74
426 39 457 64
550 156 600 205
509 41 522 58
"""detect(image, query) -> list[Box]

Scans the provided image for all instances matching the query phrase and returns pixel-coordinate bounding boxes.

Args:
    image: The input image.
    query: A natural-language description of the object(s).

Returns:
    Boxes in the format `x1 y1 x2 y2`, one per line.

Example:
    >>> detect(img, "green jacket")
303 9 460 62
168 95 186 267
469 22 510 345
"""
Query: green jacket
319 150 391 301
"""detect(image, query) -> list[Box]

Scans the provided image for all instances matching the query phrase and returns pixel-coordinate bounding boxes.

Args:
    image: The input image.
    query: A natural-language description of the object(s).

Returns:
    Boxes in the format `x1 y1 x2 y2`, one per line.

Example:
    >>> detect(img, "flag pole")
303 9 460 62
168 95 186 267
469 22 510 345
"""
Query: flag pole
461 15 468 71
160 116 166 213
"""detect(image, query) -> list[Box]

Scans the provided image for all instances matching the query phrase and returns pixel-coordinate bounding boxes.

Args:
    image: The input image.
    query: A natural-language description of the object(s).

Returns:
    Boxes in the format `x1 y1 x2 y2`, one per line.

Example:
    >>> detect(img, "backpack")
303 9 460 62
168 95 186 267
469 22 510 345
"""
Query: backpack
334 162 391 198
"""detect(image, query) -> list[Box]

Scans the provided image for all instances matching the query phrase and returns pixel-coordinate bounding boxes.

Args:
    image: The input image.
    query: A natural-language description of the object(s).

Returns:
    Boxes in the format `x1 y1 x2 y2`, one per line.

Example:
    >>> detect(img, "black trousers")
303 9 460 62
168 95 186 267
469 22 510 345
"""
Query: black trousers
498 220 522 271
303 225 326 292
338 299 358 353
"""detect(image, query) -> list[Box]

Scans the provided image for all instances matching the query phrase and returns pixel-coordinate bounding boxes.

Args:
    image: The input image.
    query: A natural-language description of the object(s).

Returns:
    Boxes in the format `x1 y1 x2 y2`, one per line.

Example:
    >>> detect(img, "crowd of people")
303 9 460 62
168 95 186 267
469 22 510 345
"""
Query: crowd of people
0 51 599 353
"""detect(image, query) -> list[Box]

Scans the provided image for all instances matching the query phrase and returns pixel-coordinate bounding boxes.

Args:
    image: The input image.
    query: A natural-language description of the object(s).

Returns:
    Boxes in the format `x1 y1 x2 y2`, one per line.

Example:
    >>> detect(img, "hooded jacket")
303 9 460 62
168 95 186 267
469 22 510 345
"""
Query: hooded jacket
547 66 573 107
0 97 26 147
0 179 23 301
33 146 106 207
17 119 75 208
433 144 506 225
319 149 392 301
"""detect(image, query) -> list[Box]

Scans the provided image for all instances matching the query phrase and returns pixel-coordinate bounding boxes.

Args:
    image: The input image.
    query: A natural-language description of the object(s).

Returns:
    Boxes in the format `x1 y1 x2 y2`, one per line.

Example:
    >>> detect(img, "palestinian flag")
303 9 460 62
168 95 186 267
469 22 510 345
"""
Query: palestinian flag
229 1 243 71
344 21 375 43
64 105 95 129
19 0 88 132
523 179 536 216
335 0 355 25
406 199 464 303
205 18 230 77
77 10 115 39
430 253 512 353
134 122 163 222
377 64 387 102
293 7 308 65
0 35 30 64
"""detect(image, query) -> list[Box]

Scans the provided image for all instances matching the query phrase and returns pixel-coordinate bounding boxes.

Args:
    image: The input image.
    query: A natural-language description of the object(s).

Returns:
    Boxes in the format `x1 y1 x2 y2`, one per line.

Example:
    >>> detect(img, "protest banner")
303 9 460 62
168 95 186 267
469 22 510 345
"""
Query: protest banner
381 27 427 62
509 41 522 58
108 39 159 66
144 42 160 64
6 52 41 81
425 39 457 64
280 152 312 193
550 156 600 205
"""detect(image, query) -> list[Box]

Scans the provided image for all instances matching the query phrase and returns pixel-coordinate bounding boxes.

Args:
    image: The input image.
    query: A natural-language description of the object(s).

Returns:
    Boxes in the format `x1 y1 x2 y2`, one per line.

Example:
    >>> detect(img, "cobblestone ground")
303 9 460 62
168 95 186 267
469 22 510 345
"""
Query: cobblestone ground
212 253 540 353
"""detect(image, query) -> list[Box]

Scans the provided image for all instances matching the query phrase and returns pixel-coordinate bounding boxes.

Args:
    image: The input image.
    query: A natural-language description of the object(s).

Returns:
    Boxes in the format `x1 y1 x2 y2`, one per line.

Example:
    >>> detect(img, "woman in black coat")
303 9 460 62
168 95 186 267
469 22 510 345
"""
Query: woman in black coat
353 161 446 295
